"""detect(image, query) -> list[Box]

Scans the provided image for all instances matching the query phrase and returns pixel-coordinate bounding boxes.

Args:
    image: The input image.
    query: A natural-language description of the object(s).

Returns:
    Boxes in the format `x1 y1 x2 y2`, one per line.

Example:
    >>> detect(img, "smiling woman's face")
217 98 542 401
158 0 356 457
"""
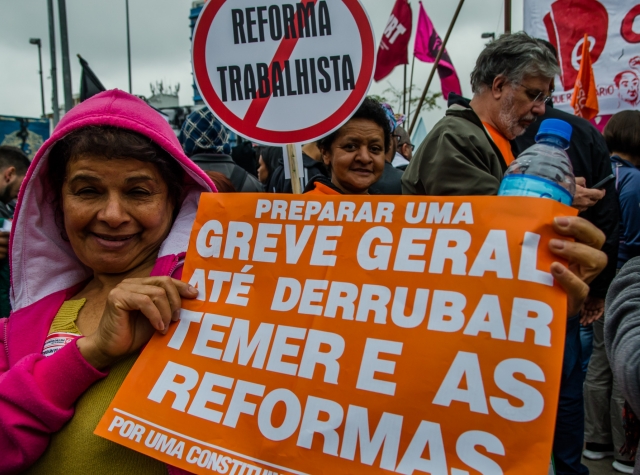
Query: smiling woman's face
323 118 386 194
62 154 174 275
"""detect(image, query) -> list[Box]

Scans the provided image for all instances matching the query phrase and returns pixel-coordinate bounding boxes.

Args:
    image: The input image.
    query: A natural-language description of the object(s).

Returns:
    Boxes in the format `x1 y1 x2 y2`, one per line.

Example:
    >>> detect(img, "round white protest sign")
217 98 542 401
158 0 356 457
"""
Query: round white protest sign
193 0 375 145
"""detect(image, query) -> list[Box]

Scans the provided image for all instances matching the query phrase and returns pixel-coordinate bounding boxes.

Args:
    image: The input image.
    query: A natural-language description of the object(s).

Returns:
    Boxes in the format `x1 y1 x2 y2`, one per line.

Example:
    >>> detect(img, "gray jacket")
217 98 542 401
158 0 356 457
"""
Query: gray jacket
605 256 640 473
401 99 507 196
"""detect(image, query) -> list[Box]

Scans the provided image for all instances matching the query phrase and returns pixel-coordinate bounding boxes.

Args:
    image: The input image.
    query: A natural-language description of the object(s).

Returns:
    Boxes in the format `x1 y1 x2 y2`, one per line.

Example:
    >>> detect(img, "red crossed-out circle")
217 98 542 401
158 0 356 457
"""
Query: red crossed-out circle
192 0 376 145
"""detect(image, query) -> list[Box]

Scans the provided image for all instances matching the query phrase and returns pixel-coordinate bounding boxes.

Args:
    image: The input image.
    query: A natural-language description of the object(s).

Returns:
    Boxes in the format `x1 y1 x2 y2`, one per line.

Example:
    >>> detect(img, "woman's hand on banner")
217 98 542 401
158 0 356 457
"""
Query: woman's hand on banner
548 216 607 318
77 277 199 369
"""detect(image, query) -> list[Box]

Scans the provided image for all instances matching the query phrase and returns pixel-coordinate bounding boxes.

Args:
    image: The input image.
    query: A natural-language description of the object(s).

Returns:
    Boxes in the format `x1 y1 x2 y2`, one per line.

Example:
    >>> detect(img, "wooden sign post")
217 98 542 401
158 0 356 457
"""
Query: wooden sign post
286 144 302 195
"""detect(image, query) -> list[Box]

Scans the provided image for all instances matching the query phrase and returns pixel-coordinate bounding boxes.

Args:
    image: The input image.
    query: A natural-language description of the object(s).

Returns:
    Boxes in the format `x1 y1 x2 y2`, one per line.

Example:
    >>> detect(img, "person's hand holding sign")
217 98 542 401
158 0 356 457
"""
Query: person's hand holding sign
549 216 607 317
77 277 198 370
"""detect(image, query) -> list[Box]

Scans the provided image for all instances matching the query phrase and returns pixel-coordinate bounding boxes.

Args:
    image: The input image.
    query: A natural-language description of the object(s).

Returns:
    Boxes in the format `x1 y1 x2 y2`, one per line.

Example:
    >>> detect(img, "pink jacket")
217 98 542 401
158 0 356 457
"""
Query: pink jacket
0 90 215 474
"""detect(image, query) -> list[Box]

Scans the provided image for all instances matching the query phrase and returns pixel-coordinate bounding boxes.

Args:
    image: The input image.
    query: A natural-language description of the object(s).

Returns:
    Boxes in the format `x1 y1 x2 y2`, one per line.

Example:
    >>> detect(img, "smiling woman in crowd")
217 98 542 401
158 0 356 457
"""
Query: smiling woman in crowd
0 90 214 473
304 97 389 195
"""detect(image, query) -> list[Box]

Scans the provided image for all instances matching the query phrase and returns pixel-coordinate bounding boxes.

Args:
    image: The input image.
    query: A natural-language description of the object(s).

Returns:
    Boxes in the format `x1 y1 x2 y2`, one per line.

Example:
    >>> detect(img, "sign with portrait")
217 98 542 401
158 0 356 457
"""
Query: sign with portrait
524 0 640 121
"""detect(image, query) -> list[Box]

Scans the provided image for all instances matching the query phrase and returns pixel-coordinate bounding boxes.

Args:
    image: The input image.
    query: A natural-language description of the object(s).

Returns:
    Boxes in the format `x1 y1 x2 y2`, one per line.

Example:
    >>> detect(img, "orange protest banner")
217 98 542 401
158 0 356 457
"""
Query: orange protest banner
96 194 574 475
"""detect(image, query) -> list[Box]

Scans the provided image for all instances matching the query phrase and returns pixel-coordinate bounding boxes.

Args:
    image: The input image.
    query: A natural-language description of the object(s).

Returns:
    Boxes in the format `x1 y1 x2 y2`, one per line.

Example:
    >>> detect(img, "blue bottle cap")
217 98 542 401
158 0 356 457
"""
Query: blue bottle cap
535 118 572 143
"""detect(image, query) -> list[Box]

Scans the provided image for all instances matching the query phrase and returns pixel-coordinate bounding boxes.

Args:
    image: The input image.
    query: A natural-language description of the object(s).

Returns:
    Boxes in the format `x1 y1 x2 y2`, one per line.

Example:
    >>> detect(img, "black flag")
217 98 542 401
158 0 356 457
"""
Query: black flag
78 54 106 102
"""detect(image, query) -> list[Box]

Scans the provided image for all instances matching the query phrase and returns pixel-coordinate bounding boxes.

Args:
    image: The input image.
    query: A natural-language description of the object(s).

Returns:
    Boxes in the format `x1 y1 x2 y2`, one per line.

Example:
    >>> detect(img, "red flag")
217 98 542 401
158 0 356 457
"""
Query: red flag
571 34 599 120
374 0 413 82
413 1 461 99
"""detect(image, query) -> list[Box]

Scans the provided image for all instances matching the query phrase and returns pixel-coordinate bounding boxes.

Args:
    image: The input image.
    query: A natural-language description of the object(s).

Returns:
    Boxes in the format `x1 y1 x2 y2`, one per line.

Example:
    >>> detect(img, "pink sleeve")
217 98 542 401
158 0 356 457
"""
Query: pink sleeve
0 334 106 474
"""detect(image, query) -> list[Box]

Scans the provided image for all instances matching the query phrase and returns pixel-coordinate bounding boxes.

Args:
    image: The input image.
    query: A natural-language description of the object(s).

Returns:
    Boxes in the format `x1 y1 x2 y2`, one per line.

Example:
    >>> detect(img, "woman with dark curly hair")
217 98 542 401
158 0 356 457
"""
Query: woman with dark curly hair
305 97 390 195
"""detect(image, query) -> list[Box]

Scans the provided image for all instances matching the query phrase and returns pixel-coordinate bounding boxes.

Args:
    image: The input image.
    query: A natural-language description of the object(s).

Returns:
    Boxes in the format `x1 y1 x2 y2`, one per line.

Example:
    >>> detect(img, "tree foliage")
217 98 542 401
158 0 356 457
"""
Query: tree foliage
370 81 442 117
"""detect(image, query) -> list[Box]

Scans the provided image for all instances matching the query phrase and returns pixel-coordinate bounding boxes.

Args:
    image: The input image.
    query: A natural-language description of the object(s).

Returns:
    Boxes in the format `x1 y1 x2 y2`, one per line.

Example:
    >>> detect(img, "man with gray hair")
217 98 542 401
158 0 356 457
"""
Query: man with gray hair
403 33 591 475
402 32 558 195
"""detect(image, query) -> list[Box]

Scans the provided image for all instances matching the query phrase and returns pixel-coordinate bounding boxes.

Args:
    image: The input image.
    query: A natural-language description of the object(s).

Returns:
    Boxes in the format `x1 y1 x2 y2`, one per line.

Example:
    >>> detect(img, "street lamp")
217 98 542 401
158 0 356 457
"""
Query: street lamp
126 0 132 93
47 0 60 125
58 0 73 113
481 32 496 41
29 38 46 118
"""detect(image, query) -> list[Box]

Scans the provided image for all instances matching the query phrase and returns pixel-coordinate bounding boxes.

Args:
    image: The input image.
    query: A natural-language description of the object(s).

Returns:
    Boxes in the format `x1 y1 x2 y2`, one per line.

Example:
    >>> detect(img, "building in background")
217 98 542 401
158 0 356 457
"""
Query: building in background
148 81 180 109
147 81 192 135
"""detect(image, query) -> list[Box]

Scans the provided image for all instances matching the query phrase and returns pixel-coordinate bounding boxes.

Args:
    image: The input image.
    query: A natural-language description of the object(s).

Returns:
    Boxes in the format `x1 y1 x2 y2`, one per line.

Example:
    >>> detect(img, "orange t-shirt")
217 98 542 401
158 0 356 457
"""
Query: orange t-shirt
483 122 515 166
304 181 342 195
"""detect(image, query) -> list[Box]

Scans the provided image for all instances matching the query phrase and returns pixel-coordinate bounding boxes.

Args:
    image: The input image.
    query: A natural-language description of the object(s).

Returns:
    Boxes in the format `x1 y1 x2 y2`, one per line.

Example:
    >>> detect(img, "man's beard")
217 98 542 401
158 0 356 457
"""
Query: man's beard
498 92 535 139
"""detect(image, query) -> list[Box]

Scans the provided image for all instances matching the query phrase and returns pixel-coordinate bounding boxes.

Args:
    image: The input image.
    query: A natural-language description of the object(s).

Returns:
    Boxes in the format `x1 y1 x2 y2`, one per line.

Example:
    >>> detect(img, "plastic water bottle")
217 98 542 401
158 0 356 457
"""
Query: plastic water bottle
498 119 575 205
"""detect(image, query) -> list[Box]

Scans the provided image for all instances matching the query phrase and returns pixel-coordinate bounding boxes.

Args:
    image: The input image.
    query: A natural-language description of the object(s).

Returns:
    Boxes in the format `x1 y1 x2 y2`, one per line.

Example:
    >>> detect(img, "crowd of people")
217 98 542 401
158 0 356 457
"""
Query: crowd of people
0 31 638 475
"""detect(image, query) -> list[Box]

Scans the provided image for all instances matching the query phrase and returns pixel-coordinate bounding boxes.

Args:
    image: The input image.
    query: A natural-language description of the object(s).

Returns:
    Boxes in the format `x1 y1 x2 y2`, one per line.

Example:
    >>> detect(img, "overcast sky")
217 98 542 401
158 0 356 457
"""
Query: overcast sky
0 0 524 131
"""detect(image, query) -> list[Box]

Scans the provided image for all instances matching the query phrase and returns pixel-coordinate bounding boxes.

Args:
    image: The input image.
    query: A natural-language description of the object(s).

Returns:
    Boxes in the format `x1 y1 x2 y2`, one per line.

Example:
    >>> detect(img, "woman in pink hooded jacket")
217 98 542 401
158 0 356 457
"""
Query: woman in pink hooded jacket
0 90 215 473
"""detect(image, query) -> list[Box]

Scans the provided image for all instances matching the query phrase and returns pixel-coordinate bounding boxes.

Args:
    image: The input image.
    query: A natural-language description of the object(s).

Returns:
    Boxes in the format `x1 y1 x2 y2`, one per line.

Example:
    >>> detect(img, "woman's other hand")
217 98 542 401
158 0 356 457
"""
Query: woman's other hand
549 216 607 318
77 277 198 369
580 295 605 326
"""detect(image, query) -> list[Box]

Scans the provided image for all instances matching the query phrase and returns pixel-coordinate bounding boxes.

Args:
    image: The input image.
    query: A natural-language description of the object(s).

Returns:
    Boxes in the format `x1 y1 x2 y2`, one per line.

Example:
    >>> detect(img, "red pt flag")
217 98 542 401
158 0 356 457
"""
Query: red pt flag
374 0 413 82
414 1 462 99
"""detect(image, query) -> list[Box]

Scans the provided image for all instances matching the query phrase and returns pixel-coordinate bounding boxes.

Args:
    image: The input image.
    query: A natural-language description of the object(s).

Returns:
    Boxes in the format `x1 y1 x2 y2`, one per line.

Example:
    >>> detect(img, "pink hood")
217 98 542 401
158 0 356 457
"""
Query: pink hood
10 89 215 312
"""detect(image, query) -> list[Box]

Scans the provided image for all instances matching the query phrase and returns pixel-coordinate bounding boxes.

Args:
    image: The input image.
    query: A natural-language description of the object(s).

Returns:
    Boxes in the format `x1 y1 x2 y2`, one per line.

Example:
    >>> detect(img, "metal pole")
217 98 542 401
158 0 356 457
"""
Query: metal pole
36 42 45 117
58 0 73 112
407 55 415 123
403 64 407 116
47 0 60 125
504 0 511 34
126 0 132 93
409 0 465 135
